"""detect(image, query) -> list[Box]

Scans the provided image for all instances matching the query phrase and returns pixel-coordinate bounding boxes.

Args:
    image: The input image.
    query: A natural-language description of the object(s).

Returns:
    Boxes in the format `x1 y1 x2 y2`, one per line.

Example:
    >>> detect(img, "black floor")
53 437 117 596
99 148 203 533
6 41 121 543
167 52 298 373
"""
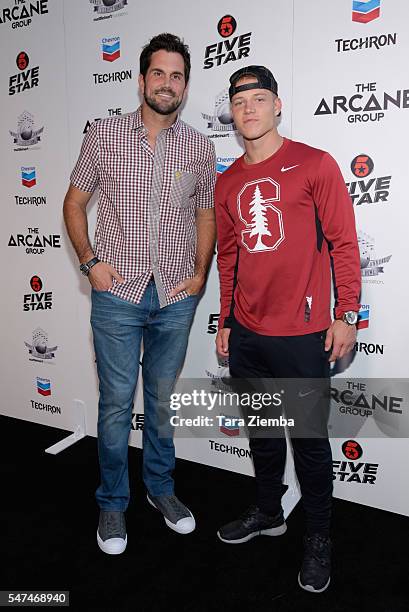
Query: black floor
1 415 407 612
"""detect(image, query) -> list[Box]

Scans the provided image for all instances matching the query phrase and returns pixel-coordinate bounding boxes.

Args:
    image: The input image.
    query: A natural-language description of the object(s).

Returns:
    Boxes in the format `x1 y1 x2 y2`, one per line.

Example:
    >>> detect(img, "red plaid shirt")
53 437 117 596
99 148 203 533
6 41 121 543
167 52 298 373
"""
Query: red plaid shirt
70 107 216 306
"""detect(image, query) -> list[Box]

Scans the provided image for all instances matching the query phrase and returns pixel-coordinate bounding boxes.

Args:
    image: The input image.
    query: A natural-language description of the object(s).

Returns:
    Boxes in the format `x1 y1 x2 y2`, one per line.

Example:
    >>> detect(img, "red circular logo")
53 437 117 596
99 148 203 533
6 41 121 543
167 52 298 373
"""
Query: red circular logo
342 440 363 460
16 51 29 71
30 275 43 292
351 154 374 178
217 15 237 38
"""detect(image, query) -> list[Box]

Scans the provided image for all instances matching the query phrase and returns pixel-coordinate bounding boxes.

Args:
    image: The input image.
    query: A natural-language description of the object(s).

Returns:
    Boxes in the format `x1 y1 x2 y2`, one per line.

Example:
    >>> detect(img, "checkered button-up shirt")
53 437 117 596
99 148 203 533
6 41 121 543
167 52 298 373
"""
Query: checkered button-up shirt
70 106 216 307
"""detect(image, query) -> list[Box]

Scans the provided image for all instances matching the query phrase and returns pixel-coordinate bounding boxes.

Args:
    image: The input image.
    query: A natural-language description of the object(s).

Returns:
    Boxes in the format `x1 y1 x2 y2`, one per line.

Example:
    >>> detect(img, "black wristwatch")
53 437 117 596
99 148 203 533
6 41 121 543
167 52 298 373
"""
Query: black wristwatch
79 257 100 276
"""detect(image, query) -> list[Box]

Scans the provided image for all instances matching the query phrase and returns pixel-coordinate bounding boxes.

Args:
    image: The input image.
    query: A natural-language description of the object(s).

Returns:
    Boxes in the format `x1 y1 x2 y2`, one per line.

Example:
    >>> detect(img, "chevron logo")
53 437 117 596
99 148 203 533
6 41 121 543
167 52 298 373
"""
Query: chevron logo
352 0 380 24
21 166 36 188
102 37 120 62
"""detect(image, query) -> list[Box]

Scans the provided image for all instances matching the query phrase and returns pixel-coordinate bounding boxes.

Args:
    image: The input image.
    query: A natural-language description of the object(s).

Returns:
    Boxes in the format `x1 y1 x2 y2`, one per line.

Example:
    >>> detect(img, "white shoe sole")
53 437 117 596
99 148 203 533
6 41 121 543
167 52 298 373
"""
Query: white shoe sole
217 522 287 544
97 531 127 555
298 572 331 593
147 494 196 534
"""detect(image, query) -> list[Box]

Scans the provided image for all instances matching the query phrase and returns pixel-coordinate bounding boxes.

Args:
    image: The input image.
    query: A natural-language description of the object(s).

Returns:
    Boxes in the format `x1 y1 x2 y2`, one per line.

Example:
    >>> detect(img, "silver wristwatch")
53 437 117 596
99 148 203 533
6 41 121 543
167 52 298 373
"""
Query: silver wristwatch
341 311 358 326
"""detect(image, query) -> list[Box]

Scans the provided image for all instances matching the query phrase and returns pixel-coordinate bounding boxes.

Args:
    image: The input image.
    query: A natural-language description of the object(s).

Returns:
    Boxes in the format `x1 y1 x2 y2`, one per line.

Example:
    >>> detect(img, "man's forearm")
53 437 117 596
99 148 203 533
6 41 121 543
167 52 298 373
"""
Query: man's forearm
194 209 216 277
63 195 94 264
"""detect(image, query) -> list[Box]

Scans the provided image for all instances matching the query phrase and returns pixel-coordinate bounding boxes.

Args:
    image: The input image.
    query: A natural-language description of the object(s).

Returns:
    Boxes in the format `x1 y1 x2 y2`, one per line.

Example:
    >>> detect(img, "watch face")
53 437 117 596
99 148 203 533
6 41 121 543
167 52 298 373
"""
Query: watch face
344 311 358 324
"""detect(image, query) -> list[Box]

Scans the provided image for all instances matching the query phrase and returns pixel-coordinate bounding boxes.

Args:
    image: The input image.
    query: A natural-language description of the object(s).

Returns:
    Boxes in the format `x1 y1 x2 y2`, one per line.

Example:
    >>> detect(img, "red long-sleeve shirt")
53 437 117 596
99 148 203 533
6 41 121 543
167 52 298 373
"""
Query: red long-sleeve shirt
215 138 361 336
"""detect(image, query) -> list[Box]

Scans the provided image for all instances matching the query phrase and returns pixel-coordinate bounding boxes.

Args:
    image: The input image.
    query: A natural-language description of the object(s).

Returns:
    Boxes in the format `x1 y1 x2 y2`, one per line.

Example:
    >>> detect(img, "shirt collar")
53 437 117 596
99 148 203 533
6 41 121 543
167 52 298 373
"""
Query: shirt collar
131 106 182 137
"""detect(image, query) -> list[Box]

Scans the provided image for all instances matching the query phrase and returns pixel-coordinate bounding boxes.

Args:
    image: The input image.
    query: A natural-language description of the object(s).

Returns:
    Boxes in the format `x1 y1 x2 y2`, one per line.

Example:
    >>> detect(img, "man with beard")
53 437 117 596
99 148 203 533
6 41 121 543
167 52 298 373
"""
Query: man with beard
63 33 216 554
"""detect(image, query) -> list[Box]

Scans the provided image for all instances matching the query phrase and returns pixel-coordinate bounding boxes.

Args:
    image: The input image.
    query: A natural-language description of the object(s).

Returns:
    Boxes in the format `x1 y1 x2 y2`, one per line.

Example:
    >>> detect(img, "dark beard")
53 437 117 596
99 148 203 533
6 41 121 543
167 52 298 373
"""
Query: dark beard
144 90 182 116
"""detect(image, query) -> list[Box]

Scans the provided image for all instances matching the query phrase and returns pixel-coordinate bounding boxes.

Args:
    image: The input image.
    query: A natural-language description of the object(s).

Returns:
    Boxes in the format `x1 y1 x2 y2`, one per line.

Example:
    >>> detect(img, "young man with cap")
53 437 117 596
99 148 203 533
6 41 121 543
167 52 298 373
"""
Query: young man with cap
215 65 361 592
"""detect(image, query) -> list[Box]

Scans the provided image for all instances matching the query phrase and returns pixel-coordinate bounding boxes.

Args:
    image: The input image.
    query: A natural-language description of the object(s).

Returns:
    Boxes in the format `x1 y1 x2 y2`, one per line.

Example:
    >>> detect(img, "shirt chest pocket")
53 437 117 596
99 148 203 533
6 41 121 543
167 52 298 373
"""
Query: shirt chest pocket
169 171 197 208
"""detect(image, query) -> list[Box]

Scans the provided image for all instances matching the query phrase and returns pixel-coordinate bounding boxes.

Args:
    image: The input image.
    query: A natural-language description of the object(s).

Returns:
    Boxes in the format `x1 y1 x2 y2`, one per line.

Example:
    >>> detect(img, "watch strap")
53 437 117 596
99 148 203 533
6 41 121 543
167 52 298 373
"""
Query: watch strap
80 257 100 276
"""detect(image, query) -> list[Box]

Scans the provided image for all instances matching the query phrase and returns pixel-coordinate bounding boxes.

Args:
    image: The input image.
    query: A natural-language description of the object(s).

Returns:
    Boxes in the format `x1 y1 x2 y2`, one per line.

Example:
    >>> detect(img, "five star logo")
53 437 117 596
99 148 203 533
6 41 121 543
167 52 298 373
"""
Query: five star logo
350 154 374 178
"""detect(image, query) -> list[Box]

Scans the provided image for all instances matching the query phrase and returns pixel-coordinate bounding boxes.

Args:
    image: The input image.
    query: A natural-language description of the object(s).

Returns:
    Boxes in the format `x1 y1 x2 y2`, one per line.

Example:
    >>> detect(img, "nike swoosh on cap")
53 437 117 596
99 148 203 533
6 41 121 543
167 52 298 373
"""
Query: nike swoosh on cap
281 164 300 172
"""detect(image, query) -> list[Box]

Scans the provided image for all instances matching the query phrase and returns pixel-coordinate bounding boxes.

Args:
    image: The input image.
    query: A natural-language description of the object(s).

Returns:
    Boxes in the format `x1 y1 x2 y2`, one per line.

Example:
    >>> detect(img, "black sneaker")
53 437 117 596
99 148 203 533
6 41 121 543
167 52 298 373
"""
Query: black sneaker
97 511 127 555
217 505 287 544
147 494 196 534
298 533 332 593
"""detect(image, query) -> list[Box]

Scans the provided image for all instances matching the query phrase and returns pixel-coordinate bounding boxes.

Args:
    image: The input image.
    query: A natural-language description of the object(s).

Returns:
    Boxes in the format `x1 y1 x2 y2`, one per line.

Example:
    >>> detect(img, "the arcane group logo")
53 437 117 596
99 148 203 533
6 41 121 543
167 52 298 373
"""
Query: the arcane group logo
102 36 120 62
90 0 128 19
9 51 39 95
203 16 252 69
358 230 391 280
21 167 36 188
217 15 237 38
24 275 52 311
8 228 61 255
352 0 380 24
36 376 51 396
25 327 58 362
10 111 43 149
331 380 404 418
357 304 370 329
342 439 363 460
314 81 408 124
202 89 236 138
346 154 391 206
83 108 122 134
238 179 284 253
0 1 49 30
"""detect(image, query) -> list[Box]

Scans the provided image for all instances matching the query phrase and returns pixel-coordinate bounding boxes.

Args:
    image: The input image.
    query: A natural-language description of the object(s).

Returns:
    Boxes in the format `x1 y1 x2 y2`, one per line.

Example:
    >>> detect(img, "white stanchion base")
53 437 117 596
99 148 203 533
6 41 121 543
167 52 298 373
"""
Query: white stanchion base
282 488 301 518
45 399 87 455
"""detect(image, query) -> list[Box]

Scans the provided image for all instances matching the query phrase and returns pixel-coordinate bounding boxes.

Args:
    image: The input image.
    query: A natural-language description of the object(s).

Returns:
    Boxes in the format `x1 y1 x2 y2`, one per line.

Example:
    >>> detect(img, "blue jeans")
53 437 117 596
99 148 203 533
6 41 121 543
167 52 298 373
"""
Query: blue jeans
90 281 198 511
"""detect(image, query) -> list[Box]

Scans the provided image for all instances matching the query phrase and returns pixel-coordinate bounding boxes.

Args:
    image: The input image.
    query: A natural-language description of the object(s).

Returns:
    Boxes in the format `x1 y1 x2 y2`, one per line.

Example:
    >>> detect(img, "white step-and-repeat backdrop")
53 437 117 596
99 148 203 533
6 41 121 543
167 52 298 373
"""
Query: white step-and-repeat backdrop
1 0 408 516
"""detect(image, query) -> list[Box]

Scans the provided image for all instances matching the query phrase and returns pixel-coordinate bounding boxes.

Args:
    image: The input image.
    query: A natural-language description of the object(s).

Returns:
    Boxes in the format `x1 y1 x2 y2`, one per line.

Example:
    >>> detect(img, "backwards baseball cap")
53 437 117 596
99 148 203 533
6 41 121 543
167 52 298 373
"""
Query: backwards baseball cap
228 65 278 101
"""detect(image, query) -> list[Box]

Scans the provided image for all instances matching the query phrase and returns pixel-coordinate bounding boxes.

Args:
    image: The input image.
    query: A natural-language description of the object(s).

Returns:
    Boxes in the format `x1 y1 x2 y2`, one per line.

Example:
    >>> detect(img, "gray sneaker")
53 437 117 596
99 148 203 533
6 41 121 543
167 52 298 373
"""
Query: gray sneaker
147 494 196 534
97 511 127 555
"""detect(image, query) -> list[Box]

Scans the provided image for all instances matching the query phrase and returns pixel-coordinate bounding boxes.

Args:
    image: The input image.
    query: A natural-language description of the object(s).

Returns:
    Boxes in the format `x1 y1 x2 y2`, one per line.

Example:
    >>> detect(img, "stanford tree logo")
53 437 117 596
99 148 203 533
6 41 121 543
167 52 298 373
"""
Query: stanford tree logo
238 179 284 253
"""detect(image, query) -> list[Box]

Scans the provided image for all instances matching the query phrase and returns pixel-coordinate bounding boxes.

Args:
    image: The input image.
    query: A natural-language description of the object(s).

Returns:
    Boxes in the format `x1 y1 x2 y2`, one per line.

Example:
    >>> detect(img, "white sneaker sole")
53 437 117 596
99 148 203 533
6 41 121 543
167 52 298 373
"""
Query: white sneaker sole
217 522 287 544
298 572 331 593
147 494 196 534
97 531 127 555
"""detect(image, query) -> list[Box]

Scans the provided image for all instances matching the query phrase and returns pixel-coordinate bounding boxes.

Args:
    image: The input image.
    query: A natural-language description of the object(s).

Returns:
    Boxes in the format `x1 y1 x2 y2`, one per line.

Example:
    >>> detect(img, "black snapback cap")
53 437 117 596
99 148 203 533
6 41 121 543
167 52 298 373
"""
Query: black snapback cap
229 65 278 101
